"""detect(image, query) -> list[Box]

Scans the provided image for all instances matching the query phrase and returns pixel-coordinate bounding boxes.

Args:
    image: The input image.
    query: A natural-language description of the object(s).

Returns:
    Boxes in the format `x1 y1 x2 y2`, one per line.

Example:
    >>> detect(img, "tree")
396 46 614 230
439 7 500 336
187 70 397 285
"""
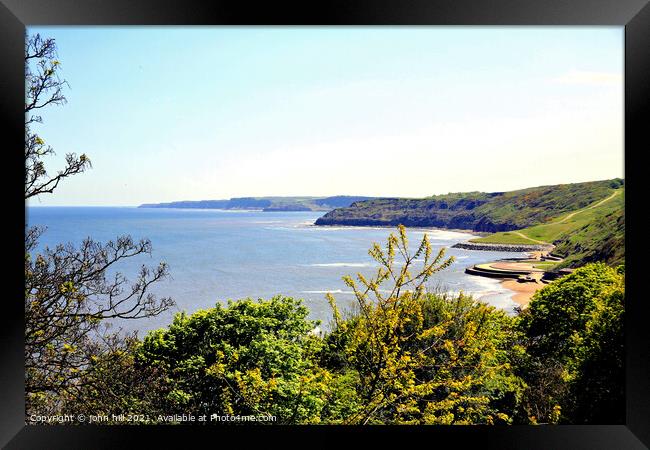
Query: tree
50 333 173 422
25 231 173 414
138 296 331 423
517 263 625 424
325 225 525 424
25 34 90 200
24 33 173 417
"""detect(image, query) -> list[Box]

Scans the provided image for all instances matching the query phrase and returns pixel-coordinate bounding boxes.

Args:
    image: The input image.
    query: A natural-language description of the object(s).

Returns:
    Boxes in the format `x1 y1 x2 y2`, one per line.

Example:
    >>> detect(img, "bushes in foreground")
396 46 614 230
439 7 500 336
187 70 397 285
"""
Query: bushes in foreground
43 227 625 425
517 262 625 424
138 296 330 423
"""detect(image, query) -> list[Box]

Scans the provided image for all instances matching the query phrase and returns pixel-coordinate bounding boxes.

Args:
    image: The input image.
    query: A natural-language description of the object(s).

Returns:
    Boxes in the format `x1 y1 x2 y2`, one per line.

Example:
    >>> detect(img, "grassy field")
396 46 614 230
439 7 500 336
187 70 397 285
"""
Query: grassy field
532 262 560 270
469 232 540 245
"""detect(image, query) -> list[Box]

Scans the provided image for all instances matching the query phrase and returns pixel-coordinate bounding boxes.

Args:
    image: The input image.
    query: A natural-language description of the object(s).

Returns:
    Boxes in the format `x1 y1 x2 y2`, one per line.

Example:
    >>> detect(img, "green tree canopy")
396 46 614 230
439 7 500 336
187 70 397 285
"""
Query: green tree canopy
518 263 625 423
139 296 331 423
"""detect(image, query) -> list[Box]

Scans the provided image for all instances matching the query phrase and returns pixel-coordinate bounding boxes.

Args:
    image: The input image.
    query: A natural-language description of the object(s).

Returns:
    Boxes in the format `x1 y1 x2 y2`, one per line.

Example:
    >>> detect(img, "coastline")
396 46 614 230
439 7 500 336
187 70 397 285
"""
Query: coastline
500 279 545 307
312 222 548 308
309 222 479 235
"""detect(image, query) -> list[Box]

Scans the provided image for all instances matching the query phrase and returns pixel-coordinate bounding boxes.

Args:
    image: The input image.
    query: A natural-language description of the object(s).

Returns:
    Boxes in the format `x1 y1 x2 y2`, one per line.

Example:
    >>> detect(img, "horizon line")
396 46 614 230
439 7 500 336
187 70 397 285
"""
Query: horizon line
24 175 625 208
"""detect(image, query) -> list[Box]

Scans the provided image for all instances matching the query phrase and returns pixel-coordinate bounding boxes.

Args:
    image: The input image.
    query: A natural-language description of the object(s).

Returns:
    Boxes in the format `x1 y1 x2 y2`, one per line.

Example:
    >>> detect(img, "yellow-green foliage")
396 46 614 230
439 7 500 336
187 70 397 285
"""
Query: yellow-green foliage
135 227 526 425
325 225 525 424
38 228 624 426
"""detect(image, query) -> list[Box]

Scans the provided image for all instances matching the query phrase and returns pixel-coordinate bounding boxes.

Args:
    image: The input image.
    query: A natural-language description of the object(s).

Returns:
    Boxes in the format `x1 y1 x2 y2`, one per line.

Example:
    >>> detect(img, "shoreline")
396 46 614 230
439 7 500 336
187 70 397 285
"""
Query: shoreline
311 223 550 308
500 279 545 307
309 223 479 235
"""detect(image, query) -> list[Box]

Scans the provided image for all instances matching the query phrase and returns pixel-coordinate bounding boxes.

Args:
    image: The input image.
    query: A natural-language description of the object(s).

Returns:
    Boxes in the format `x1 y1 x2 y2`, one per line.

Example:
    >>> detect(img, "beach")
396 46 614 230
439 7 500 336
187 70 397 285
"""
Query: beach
501 279 545 306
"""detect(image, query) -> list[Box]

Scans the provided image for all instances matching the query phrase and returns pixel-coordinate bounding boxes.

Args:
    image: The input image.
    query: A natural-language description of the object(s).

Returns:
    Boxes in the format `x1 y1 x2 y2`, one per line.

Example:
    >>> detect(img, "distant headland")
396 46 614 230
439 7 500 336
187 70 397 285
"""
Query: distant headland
138 196 376 212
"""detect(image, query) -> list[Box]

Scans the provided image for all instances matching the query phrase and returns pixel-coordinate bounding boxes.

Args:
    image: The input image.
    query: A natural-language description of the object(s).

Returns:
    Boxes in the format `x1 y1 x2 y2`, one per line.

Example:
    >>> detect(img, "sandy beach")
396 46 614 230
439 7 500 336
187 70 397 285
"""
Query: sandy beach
501 279 545 307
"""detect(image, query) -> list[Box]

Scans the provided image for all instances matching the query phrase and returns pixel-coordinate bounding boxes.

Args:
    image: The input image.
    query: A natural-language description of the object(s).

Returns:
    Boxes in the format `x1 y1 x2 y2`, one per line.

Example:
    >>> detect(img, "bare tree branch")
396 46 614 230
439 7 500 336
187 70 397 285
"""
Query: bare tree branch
24 33 91 201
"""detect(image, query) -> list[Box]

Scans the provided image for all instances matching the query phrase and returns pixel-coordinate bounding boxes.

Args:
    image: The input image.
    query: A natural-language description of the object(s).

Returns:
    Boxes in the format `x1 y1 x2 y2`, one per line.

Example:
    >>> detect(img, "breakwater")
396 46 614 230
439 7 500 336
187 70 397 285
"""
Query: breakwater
452 242 554 252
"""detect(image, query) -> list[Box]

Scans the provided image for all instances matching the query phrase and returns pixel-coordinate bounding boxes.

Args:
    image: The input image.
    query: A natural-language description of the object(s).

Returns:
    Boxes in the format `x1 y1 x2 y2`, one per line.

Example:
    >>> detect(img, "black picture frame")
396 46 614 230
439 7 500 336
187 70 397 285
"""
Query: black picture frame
1 0 648 448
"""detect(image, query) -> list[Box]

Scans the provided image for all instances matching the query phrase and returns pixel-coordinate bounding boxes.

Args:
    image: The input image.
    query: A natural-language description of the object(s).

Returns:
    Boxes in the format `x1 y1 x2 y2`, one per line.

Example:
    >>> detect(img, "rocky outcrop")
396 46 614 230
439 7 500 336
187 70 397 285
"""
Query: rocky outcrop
452 242 555 252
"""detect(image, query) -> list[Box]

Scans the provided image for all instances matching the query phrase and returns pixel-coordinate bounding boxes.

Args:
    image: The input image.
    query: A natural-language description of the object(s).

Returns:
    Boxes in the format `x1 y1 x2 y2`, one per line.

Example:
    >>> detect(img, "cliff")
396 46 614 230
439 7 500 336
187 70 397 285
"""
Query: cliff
315 179 623 232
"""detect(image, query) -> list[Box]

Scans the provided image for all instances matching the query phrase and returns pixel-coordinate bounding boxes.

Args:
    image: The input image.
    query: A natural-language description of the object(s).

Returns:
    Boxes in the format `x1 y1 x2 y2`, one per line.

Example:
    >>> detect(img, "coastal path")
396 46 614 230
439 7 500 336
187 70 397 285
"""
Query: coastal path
512 231 548 245
509 190 621 246
554 190 620 224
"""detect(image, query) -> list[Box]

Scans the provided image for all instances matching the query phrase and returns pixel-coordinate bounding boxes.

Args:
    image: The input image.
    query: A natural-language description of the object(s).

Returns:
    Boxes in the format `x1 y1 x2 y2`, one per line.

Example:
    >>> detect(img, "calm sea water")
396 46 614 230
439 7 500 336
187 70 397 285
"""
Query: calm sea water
27 207 524 335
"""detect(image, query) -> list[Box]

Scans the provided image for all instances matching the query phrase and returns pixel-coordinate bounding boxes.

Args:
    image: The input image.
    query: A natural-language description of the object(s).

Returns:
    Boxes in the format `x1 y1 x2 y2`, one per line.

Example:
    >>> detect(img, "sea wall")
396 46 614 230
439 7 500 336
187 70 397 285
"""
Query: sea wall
452 242 554 252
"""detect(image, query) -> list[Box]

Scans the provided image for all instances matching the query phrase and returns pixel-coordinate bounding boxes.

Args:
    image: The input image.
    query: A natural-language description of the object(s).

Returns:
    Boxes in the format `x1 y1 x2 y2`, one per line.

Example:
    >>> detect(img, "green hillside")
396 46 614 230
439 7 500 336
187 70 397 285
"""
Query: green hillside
549 193 624 268
315 179 624 268
315 179 623 231
472 188 624 268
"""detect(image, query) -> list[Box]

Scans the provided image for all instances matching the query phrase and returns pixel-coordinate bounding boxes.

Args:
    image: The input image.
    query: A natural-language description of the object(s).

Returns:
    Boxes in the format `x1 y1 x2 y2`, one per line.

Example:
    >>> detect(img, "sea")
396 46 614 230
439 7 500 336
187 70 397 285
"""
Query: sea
26 207 525 336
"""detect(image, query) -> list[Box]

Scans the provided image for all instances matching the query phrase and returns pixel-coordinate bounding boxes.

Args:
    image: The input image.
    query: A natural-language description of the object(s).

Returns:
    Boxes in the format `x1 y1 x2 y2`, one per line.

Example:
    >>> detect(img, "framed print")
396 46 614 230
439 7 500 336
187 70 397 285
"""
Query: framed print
1 0 649 448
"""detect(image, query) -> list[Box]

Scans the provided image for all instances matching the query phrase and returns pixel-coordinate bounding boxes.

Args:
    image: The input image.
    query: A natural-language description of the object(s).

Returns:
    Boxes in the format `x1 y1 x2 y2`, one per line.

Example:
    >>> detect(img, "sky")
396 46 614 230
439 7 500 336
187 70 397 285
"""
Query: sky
27 27 624 206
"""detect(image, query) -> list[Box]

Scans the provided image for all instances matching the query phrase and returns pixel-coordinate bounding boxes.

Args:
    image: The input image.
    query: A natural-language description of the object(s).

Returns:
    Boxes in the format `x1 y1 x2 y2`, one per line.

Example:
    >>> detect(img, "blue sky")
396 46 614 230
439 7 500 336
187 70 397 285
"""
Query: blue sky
27 27 623 206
